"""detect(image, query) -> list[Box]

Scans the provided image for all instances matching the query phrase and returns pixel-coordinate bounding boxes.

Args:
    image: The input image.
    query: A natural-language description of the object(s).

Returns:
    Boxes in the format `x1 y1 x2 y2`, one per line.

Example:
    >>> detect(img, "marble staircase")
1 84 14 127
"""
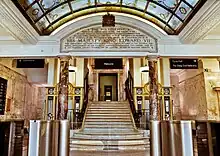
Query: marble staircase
70 101 149 151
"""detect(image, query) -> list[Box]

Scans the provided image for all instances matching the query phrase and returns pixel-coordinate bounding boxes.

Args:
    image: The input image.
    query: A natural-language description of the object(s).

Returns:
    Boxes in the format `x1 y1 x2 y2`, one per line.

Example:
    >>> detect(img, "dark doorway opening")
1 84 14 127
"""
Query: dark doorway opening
98 73 118 101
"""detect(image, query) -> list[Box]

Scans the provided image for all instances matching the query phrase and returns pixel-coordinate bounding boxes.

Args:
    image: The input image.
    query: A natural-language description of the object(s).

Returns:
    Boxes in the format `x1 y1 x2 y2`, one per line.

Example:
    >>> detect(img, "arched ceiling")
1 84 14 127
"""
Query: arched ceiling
13 0 206 35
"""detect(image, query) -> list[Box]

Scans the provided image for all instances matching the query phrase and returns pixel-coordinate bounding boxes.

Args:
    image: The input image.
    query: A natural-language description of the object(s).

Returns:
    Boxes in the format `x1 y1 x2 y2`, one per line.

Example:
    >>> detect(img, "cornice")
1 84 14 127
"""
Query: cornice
180 0 220 44
0 0 39 44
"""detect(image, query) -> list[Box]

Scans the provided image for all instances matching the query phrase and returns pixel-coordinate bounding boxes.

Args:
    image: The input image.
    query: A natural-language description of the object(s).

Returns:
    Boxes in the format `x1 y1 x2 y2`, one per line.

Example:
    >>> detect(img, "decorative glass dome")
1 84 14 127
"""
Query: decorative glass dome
13 0 206 35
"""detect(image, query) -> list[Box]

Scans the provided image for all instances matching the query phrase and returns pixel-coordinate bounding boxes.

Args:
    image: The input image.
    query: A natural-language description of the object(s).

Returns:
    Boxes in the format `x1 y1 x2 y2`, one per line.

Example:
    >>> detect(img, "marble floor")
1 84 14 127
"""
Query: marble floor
70 150 150 156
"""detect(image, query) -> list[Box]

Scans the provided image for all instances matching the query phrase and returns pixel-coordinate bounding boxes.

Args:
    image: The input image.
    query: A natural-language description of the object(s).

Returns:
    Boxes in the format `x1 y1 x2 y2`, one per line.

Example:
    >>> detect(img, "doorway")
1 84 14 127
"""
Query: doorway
98 73 118 101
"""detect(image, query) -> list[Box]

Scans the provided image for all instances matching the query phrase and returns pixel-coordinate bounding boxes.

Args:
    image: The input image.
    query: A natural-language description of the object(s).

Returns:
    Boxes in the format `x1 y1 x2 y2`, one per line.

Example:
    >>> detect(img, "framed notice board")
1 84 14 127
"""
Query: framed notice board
0 77 7 115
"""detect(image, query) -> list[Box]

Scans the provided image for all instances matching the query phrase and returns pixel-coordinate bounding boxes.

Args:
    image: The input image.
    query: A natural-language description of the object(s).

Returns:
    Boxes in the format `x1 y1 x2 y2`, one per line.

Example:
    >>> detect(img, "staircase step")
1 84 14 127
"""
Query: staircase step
90 105 128 108
85 122 132 125
89 107 129 110
70 140 146 146
91 102 127 104
88 108 130 111
86 116 130 119
87 111 130 114
74 132 142 136
70 144 149 151
91 103 127 105
83 127 133 131
83 129 135 133
86 114 130 117
71 135 149 141
84 124 133 128
86 119 132 122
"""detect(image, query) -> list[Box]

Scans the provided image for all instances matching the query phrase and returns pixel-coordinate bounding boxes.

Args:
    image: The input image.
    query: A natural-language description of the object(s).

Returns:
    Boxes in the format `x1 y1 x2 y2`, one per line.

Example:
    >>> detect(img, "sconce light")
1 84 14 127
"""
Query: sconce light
204 68 210 72
69 66 77 72
140 66 149 72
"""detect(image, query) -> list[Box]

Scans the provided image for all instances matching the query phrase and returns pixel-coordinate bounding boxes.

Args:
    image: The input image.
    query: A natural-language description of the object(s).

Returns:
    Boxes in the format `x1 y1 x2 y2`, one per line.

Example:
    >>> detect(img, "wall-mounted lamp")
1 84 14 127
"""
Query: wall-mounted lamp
69 66 77 72
140 66 149 72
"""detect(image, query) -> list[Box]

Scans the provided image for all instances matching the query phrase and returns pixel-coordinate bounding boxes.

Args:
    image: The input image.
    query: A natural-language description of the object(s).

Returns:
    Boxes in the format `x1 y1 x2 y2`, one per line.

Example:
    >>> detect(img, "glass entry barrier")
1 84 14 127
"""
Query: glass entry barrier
151 120 195 156
196 121 220 156
150 120 220 156
28 120 69 156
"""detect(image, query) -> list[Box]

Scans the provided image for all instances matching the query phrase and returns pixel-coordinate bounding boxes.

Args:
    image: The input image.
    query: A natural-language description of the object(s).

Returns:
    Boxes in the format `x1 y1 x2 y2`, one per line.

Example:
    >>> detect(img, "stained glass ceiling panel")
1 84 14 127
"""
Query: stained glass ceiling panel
12 0 206 35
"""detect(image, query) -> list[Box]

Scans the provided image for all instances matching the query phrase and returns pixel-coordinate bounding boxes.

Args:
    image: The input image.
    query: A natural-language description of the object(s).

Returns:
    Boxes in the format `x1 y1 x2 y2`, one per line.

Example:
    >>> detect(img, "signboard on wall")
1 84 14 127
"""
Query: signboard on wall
170 59 198 69
0 77 7 115
16 59 45 68
94 58 123 69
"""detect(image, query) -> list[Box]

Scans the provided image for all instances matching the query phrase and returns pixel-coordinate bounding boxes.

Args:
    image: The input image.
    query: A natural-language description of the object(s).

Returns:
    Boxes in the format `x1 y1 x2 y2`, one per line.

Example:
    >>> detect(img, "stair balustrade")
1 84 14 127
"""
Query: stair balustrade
125 71 150 129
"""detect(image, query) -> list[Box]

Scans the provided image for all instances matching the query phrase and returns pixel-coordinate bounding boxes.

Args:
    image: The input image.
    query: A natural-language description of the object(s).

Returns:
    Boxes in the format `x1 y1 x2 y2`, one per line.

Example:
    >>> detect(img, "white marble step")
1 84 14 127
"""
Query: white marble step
70 140 147 146
85 122 132 125
84 124 133 128
89 107 129 110
88 108 130 111
84 123 133 126
86 116 130 119
91 101 127 103
72 132 143 137
83 127 134 131
86 114 130 117
69 144 149 151
82 129 135 133
91 102 127 105
85 119 132 122
90 105 128 108
87 110 130 114
71 135 149 141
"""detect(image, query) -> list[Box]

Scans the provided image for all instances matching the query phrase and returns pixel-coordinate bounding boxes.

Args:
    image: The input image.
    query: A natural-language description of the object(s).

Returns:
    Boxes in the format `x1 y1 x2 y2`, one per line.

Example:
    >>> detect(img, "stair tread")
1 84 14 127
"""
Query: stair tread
84 125 133 127
86 113 130 116
85 122 132 125
88 108 130 111
70 136 149 140
86 116 130 118
70 140 146 146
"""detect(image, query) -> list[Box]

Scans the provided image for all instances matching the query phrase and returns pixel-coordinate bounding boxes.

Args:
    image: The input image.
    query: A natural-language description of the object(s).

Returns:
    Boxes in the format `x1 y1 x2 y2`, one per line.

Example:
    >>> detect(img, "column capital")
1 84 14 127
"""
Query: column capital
58 56 71 61
146 55 160 61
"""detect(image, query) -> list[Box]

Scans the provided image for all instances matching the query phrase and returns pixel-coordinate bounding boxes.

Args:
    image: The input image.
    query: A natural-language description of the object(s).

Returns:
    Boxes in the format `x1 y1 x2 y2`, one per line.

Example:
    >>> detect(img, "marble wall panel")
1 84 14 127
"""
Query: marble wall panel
178 73 207 120
203 72 220 120
0 63 45 125
170 75 181 120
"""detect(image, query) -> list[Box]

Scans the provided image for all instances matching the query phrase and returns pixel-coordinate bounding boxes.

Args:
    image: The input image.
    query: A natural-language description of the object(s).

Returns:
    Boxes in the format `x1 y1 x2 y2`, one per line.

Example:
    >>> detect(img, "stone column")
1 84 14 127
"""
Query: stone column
148 57 161 120
57 57 70 120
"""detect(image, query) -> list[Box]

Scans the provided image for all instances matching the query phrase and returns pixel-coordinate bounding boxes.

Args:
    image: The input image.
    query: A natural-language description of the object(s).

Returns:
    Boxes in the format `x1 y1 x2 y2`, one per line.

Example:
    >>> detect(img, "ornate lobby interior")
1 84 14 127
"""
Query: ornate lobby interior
1 0 220 156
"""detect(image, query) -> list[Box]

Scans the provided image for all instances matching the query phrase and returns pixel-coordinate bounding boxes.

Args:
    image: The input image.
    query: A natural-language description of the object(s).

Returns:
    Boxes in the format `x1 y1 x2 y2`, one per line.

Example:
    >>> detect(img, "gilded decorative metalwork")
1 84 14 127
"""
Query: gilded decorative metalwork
53 82 75 95
13 0 206 35
144 82 162 95
47 87 55 95
163 87 170 95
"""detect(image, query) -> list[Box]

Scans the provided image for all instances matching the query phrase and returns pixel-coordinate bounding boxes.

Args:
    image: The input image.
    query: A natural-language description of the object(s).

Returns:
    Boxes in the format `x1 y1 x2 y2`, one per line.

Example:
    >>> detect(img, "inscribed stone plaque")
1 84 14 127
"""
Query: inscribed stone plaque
61 25 157 53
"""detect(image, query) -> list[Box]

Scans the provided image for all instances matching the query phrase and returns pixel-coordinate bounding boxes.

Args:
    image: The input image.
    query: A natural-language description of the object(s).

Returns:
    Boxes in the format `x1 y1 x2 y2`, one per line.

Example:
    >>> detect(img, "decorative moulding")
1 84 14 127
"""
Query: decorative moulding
0 0 39 44
180 1 220 44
